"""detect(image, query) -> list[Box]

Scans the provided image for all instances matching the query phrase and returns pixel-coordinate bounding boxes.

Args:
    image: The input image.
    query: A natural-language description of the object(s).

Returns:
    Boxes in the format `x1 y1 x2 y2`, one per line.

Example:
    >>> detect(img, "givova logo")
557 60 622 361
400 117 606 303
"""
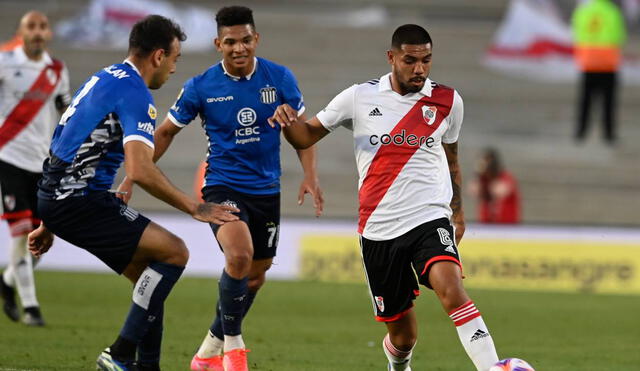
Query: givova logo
137 274 151 297
133 268 162 310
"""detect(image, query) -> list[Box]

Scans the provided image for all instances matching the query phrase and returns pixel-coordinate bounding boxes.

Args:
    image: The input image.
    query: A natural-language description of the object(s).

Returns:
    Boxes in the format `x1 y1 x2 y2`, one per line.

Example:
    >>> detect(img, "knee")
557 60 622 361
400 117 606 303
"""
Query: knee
225 248 252 271
167 237 189 267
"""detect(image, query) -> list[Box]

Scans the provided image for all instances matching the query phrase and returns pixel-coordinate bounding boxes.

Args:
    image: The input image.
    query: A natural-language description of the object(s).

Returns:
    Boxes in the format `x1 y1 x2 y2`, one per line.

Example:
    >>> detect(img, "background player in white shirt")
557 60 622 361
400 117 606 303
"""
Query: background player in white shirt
0 11 70 326
269 24 500 370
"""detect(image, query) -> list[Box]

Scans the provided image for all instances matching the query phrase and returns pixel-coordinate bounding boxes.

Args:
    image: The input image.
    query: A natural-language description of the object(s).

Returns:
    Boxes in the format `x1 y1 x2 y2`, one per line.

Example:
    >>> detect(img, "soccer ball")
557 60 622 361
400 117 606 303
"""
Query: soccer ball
489 358 535 371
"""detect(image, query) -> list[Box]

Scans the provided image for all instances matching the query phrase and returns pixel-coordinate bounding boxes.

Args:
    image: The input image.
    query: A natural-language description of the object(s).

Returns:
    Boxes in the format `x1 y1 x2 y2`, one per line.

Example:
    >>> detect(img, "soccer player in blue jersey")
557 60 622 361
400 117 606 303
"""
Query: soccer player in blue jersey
27 15 240 371
118 6 323 371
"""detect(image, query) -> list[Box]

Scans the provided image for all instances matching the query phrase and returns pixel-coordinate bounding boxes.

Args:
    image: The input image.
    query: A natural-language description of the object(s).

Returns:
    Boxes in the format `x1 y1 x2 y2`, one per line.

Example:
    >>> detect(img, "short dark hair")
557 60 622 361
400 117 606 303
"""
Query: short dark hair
391 24 432 49
215 6 255 31
128 15 186 57
483 147 502 175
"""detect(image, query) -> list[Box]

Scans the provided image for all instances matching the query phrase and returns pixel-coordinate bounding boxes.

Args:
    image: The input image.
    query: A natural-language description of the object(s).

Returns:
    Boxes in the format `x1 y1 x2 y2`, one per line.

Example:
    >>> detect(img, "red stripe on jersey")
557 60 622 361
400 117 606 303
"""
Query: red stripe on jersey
0 59 63 150
358 85 455 235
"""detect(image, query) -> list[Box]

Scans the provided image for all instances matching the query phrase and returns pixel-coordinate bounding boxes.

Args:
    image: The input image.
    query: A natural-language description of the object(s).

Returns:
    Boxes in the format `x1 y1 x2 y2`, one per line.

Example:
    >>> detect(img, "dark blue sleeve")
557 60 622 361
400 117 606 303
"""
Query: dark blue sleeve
118 86 156 148
168 78 201 127
280 67 305 115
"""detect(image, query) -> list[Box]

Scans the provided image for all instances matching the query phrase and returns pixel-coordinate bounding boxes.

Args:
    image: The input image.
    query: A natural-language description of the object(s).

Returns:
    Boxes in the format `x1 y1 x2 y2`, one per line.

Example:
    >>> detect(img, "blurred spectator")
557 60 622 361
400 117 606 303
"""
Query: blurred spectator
468 148 521 224
572 0 626 144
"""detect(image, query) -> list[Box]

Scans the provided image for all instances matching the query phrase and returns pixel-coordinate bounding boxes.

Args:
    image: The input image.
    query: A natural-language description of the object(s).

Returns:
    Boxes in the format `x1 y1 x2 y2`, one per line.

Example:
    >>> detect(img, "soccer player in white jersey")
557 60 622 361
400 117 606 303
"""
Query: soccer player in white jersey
0 11 70 326
269 24 500 371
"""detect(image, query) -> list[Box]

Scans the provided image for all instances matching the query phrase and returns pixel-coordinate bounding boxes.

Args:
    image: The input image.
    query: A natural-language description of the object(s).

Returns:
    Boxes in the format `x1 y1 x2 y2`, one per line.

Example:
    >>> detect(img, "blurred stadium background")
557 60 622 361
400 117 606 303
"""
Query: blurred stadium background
2 0 640 225
1 0 640 370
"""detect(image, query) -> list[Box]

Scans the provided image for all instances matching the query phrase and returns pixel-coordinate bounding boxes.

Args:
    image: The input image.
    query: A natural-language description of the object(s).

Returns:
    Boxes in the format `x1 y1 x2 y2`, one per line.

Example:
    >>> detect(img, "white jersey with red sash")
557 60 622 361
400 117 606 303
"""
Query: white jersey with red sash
0 47 70 173
316 73 463 241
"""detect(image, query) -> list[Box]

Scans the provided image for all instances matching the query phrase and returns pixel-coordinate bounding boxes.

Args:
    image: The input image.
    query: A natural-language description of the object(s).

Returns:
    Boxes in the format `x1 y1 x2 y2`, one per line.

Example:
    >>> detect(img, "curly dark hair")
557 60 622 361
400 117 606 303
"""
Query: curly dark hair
215 6 255 31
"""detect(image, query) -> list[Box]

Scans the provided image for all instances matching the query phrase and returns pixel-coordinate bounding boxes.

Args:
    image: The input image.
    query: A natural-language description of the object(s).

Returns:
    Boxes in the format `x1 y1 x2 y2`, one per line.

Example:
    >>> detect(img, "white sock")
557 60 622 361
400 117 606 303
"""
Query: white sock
4 253 39 288
382 333 413 371
196 330 224 358
3 265 15 287
449 301 499 371
9 235 39 308
223 334 245 352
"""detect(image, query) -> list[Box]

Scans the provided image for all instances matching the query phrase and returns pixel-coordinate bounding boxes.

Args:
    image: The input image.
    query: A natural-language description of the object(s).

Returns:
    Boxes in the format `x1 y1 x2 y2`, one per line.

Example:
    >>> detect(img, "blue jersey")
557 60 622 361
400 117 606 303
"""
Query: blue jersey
168 57 304 195
38 61 156 200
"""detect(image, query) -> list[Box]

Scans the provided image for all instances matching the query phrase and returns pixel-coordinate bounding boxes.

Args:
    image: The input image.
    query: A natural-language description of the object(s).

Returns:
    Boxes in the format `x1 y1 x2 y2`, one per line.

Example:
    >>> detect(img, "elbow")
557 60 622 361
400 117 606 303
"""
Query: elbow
127 171 143 185
293 141 312 150
126 167 150 186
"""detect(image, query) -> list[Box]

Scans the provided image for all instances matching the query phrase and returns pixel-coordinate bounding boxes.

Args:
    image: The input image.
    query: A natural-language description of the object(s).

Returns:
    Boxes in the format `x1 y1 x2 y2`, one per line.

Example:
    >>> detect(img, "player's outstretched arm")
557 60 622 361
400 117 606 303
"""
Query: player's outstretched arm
123 140 240 225
117 118 183 203
443 141 465 245
268 104 329 149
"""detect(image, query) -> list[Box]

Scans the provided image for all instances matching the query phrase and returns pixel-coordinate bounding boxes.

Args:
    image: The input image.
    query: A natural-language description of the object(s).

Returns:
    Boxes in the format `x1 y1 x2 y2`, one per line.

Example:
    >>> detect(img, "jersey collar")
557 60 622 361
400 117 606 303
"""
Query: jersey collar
379 73 433 97
15 46 52 65
123 59 142 77
221 57 258 81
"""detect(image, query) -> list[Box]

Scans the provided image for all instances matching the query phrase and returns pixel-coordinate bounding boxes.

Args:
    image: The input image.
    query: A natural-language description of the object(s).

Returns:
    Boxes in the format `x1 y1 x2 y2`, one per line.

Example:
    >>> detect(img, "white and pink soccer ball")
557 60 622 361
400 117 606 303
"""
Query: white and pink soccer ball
489 358 535 371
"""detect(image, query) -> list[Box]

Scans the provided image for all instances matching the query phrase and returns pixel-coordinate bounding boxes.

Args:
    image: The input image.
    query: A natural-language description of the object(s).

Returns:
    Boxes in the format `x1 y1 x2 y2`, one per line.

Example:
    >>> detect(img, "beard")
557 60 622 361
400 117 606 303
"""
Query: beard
399 79 424 94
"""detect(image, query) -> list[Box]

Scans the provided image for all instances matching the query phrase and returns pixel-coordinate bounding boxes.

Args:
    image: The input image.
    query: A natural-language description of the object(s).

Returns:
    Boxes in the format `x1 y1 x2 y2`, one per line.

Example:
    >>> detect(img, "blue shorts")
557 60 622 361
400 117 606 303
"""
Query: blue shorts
37 192 151 274
203 185 280 260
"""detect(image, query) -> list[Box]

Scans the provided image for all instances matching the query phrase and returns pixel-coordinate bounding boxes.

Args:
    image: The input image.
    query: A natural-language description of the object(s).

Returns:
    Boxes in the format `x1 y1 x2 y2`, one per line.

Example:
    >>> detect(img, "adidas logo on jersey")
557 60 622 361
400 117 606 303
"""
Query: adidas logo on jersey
368 107 382 116
470 329 489 342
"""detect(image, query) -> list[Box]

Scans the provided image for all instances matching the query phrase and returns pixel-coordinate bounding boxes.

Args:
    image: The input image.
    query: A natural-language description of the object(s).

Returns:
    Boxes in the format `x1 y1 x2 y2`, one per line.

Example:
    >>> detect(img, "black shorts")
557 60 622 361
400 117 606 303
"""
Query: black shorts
360 218 462 322
37 192 151 274
203 185 280 260
0 160 41 235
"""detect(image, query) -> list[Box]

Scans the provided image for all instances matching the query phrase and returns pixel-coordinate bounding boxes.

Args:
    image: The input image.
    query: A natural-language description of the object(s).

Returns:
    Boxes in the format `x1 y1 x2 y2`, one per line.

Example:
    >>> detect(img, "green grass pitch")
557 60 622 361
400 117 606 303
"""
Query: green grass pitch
0 271 638 370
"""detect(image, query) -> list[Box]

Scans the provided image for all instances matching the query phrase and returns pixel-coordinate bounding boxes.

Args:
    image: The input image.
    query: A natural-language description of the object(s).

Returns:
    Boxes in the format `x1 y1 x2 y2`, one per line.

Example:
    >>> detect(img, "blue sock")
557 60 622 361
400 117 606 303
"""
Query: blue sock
137 306 163 366
210 290 256 339
218 270 248 336
114 262 184 360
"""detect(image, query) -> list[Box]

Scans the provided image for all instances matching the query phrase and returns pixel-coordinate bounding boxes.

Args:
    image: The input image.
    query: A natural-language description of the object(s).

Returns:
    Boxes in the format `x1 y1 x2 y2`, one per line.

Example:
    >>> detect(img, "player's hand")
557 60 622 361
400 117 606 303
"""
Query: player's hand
192 202 240 225
452 218 465 246
115 177 134 203
28 224 55 258
298 176 324 217
268 104 298 128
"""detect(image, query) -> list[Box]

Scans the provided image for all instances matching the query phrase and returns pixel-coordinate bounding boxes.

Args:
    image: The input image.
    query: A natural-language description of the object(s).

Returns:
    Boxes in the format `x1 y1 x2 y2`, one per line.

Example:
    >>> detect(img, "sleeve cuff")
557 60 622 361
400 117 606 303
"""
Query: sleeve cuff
297 105 306 117
123 135 155 149
315 112 335 132
167 112 187 128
